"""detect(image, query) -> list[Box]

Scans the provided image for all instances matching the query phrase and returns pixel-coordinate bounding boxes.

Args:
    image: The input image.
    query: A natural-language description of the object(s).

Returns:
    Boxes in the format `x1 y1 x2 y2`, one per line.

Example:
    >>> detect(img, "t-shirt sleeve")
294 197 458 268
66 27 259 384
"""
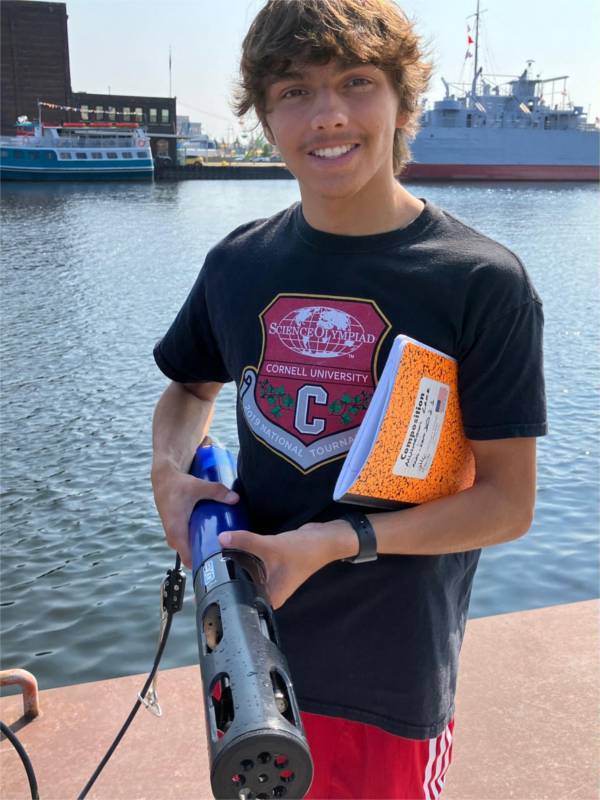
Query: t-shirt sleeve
458 298 547 440
153 262 232 384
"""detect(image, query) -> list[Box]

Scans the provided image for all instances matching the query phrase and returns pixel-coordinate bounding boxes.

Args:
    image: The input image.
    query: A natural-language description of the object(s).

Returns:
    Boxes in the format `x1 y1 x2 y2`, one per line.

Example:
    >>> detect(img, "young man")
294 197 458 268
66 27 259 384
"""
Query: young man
151 1 546 797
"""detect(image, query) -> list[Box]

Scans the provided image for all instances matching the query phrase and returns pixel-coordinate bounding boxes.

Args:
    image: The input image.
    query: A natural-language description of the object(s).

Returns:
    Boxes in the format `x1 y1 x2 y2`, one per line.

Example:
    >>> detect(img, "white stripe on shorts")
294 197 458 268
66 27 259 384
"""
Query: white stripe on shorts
422 723 453 800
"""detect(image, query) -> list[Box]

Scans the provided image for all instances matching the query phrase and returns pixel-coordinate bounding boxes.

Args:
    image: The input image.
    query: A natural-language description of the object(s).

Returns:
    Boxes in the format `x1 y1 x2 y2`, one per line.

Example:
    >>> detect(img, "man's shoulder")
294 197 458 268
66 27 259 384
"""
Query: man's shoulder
428 203 540 304
431 204 520 266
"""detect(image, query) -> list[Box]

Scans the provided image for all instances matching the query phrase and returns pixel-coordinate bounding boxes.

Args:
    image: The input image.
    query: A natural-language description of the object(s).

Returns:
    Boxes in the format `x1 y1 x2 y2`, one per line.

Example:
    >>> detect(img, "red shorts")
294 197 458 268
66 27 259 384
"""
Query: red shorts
301 711 454 800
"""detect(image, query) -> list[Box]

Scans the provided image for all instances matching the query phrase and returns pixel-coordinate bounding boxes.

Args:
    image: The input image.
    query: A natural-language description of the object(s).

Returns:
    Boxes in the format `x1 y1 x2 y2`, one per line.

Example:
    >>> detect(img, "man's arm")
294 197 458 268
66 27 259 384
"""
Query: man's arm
218 437 537 608
151 380 239 568
329 436 537 559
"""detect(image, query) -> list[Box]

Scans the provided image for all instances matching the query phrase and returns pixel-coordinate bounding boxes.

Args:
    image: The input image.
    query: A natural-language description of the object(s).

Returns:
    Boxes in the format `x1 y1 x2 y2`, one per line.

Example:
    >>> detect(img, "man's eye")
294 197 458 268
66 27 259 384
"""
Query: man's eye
282 88 306 99
348 78 372 88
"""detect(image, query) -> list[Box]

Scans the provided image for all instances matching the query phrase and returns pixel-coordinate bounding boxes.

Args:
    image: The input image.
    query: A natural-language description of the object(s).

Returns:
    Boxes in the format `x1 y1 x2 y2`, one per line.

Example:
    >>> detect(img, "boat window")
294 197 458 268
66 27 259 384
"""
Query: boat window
76 152 87 159
59 152 72 159
81 105 89 121
137 151 148 158
122 107 130 121
95 105 104 120
161 109 169 123
14 151 23 159
122 152 133 159
31 152 40 159
108 106 116 121
106 152 118 159
135 107 143 122
149 108 157 123
91 152 103 159
45 152 55 160
0 149 7 157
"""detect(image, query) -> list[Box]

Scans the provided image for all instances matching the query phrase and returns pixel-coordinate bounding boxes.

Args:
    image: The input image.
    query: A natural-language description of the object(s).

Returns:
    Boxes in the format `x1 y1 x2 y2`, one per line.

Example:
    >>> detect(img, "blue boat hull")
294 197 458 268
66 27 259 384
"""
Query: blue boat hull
0 142 154 182
0 166 153 181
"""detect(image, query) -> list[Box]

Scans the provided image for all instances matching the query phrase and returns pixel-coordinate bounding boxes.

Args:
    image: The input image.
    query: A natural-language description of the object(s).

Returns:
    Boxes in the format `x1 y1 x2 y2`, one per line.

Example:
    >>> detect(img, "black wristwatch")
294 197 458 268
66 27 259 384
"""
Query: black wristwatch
341 512 378 564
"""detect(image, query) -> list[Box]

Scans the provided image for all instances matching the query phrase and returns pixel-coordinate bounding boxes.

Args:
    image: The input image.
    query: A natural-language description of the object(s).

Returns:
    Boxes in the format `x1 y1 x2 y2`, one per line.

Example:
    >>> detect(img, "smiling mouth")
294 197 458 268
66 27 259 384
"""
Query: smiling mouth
309 143 360 159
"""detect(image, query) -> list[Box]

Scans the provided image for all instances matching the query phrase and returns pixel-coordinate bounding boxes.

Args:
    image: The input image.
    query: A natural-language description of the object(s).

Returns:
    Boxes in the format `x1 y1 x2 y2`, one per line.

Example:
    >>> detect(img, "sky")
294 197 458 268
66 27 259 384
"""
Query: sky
63 0 600 141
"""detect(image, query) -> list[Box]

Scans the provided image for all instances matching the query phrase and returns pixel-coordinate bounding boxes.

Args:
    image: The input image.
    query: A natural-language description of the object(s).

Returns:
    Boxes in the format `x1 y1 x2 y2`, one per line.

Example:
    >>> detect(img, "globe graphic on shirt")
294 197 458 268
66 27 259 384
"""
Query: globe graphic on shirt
276 306 365 358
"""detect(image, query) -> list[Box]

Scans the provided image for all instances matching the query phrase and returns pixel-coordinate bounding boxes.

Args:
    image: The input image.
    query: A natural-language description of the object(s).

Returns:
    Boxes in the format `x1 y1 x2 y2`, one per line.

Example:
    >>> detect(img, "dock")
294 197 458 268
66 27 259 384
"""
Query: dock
154 163 294 180
1 600 597 799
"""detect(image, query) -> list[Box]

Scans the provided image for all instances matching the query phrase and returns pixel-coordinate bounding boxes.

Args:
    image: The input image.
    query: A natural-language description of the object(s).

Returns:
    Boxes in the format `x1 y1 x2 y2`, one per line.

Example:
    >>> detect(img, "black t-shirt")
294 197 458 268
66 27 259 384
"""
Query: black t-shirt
154 200 547 739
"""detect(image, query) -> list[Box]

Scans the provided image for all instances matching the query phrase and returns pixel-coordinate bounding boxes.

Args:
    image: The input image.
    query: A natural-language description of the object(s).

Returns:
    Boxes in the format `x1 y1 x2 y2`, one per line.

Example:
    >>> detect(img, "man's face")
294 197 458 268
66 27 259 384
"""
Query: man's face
263 60 404 203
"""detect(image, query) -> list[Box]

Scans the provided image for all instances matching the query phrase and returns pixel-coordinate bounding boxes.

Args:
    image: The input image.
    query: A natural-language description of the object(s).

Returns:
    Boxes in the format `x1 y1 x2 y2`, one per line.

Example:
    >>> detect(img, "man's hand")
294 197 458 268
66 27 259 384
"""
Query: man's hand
218 521 354 609
152 460 239 569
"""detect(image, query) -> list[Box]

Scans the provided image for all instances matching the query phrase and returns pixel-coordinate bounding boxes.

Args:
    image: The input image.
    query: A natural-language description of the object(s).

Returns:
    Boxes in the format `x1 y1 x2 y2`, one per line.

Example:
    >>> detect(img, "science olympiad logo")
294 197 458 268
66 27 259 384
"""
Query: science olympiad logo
240 293 391 473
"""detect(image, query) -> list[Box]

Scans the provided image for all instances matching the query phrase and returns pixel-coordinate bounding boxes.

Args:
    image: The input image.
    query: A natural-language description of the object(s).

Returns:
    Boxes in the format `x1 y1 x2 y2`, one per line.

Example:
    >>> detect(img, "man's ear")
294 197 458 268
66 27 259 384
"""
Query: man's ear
396 110 409 130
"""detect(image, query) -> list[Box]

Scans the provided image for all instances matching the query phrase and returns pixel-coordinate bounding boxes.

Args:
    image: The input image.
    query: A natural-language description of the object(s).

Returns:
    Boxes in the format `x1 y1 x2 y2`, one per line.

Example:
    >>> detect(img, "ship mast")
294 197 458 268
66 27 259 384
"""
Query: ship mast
473 0 480 89
468 0 485 100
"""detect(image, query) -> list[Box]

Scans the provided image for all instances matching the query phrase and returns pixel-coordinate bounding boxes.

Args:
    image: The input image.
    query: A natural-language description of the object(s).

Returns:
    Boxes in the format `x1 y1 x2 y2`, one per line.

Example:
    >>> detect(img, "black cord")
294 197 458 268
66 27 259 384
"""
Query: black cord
0 720 40 800
77 553 183 799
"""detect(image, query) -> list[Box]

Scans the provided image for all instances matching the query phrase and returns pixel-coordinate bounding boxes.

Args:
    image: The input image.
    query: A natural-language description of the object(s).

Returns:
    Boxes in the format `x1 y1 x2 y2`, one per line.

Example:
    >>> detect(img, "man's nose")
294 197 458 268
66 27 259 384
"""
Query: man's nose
310 90 349 130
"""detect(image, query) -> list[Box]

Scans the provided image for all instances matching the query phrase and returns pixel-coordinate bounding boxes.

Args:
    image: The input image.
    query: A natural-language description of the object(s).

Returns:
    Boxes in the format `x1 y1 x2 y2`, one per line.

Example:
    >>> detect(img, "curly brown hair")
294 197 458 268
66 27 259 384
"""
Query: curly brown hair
233 0 432 174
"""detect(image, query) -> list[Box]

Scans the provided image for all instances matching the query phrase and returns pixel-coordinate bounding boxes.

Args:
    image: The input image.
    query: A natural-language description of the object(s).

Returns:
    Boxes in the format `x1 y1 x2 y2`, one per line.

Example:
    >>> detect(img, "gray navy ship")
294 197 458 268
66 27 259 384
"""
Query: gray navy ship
404 3 599 181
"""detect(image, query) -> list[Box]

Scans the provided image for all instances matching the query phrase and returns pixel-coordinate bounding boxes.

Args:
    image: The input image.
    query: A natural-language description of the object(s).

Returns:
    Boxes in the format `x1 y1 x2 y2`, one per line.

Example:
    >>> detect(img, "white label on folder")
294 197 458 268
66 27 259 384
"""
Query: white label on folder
392 378 449 479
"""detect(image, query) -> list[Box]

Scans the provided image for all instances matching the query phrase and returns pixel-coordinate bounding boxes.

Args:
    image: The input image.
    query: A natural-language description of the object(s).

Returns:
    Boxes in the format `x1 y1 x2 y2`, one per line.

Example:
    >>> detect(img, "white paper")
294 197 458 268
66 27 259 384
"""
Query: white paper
392 377 450 479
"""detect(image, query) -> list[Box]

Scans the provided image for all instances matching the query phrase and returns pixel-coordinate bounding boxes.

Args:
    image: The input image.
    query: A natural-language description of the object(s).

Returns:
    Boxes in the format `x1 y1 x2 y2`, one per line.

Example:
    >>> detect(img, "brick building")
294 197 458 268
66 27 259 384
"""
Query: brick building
70 92 177 160
1 0 71 134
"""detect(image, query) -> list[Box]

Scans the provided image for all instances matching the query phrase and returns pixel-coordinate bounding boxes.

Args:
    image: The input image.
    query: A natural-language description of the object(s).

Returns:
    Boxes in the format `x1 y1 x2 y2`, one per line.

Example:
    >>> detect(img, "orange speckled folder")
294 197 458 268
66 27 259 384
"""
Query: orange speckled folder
333 335 475 508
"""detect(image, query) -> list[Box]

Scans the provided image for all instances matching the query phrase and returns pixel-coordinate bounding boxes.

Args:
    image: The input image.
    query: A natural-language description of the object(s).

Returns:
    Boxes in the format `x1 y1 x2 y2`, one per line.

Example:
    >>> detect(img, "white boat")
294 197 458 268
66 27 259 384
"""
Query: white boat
0 116 154 182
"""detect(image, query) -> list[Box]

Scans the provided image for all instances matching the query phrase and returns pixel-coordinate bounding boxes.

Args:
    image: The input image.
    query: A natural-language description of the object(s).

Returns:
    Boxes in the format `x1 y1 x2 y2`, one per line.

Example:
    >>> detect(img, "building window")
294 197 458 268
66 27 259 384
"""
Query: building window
108 106 116 121
122 152 133 159
161 109 169 123
122 107 130 121
149 108 157 123
106 152 118 159
91 152 103 159
76 152 87 159
95 105 104 120
59 152 72 159
135 107 143 122
81 105 89 121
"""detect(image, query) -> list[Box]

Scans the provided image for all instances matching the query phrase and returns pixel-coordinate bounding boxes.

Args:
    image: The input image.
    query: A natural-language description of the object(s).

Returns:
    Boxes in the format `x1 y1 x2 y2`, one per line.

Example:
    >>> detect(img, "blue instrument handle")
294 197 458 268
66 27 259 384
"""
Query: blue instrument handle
188 443 249 575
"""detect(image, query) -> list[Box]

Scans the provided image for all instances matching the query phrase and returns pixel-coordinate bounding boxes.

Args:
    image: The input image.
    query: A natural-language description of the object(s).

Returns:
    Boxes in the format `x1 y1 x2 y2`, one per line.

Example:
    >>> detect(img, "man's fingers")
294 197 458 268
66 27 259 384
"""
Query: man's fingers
191 477 239 505
218 530 262 556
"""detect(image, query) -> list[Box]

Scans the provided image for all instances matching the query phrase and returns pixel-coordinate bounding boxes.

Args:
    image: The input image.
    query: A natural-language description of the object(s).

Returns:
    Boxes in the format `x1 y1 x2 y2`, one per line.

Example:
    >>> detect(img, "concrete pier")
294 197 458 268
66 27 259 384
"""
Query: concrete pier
155 163 294 180
1 600 597 799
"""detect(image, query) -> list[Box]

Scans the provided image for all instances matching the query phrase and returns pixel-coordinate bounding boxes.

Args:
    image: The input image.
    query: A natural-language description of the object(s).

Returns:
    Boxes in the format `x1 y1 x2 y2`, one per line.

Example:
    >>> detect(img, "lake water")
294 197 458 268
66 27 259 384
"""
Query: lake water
1 179 598 691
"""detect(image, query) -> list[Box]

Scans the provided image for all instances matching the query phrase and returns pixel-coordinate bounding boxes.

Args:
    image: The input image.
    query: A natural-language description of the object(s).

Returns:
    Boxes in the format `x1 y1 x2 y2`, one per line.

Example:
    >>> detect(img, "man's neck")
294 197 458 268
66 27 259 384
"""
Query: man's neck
300 179 424 237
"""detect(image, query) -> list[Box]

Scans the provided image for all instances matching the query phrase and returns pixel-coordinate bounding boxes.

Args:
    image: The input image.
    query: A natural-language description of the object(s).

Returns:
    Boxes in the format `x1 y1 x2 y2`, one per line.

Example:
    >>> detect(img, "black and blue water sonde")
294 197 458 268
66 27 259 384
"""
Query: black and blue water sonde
189 439 313 799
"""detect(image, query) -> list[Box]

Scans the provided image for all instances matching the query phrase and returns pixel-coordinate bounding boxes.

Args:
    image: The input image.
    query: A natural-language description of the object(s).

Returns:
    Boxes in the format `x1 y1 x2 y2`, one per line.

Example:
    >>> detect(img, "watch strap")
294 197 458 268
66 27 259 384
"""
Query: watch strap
341 512 378 564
